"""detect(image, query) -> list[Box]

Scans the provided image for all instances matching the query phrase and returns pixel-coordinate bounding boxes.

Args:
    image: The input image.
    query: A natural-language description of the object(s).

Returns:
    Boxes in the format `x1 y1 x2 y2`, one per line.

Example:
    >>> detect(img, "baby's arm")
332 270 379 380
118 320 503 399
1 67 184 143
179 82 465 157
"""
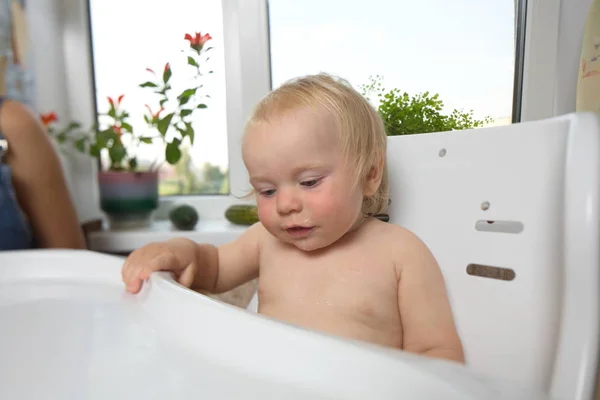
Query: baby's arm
207 221 265 293
122 222 264 294
396 231 465 363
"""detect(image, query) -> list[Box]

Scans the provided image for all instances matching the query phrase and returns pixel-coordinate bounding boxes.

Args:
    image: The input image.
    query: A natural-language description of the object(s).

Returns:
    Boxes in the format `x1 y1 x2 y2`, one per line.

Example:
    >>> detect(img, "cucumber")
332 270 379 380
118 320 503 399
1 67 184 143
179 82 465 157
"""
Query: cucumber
225 204 259 226
169 204 199 231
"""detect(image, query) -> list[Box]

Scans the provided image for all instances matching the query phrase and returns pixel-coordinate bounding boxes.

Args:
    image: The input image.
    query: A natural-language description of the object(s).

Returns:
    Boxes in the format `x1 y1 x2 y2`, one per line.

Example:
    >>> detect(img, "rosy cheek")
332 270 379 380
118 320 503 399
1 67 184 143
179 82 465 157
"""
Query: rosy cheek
256 198 274 223
309 182 356 218
304 190 336 216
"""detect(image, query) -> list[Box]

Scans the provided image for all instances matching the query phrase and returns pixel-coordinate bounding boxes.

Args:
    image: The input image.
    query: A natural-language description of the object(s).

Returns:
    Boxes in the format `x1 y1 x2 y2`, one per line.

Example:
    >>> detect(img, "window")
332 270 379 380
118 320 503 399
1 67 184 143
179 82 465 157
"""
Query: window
267 0 521 129
72 0 560 224
88 0 229 196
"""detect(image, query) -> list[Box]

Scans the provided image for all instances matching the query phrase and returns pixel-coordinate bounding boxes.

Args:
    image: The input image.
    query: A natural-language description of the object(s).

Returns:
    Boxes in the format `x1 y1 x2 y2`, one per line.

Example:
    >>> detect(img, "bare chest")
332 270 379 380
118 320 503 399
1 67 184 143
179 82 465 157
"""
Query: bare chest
257 243 402 347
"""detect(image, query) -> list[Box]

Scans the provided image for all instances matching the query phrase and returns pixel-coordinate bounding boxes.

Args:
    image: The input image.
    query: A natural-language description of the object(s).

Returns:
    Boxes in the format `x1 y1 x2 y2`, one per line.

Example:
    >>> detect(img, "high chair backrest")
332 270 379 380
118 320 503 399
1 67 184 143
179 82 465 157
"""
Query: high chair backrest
386 112 600 400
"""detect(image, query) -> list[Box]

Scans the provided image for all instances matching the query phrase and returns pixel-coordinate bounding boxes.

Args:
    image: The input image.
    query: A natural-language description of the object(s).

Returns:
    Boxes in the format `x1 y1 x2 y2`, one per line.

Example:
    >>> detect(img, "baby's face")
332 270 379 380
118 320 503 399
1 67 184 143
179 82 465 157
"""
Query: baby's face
243 108 364 251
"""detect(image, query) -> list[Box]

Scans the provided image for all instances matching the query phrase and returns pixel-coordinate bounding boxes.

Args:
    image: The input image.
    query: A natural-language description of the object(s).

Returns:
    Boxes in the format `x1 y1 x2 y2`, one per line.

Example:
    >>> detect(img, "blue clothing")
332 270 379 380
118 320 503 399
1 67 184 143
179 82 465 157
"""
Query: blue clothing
0 96 33 250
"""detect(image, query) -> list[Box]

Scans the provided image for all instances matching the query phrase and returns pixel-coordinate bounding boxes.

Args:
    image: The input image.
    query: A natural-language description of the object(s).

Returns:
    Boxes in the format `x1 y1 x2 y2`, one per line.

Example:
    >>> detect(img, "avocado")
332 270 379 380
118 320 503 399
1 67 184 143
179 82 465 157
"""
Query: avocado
169 204 199 230
225 204 259 226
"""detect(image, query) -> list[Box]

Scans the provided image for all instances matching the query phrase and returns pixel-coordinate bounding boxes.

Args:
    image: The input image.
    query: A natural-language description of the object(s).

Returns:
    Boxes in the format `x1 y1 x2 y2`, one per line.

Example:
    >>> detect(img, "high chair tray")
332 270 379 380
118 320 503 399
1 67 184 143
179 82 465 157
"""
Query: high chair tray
0 249 551 399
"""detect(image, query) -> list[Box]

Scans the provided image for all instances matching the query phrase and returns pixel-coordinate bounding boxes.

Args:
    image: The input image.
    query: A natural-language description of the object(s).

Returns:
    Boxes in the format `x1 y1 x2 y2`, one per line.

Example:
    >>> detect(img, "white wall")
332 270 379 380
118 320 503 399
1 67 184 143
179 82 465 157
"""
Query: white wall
27 0 101 222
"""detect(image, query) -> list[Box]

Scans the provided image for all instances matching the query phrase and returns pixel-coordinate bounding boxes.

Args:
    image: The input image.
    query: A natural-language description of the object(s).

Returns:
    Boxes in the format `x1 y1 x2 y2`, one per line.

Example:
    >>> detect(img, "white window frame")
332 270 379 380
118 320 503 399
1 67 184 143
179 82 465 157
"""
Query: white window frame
520 0 562 122
45 0 585 225
154 0 273 221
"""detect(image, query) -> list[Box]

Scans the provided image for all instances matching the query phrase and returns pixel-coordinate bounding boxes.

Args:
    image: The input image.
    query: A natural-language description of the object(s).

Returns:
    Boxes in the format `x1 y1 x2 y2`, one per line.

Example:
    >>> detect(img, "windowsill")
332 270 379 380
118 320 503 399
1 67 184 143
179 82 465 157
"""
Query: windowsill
87 219 249 254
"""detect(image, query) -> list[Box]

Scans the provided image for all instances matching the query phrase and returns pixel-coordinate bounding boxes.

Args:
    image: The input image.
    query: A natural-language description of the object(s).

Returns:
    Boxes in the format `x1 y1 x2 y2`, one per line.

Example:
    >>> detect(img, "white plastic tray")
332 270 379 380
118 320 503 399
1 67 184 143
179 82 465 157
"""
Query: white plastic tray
0 249 552 399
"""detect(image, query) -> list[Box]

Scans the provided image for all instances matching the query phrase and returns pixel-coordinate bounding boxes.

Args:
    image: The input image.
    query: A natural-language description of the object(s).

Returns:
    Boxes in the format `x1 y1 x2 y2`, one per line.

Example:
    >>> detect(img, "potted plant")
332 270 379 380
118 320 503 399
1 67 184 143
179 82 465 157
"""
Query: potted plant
42 31 213 229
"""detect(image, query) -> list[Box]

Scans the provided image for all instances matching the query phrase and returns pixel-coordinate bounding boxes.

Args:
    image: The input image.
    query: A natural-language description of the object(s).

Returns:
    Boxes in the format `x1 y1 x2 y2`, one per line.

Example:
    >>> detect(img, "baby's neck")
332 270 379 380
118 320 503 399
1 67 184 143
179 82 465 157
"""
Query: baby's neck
347 213 372 234
330 215 375 248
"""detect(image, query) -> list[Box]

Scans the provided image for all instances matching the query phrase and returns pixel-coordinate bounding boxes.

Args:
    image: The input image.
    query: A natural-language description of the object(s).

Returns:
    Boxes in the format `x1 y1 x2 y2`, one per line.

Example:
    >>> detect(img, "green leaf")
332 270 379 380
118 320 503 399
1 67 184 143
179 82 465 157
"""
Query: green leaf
108 107 116 119
128 157 138 170
187 56 199 67
185 122 195 145
157 113 175 136
180 88 196 98
165 141 182 164
179 96 190 106
121 122 133 132
96 129 116 147
89 143 101 157
163 65 172 84
109 144 127 165
65 121 81 131
180 109 192 117
197 104 207 109
139 137 153 144
74 137 87 152
140 81 158 88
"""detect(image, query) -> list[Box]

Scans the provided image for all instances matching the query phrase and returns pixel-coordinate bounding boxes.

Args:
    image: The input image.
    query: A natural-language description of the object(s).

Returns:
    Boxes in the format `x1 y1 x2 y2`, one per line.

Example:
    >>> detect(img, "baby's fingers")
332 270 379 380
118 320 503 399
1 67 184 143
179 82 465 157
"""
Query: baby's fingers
123 252 178 293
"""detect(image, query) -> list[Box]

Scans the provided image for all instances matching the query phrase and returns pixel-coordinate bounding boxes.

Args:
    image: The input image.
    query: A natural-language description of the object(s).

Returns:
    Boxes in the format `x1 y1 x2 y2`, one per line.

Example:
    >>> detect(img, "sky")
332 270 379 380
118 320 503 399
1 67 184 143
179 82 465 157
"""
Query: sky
89 0 515 172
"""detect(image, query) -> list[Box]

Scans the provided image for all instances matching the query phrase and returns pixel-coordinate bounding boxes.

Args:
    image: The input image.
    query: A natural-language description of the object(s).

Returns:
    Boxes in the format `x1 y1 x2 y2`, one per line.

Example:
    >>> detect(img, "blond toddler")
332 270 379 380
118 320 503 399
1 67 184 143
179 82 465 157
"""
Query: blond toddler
121 73 464 363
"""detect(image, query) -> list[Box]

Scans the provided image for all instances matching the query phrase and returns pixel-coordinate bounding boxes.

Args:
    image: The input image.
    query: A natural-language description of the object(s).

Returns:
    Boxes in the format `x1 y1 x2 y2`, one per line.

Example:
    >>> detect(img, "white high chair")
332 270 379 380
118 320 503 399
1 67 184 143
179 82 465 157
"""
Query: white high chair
1 112 599 400
385 110 600 400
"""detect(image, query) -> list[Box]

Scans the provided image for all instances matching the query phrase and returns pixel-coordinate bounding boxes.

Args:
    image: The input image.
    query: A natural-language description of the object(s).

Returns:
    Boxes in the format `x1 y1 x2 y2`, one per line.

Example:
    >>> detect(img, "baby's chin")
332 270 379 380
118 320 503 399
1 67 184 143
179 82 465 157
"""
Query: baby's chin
277 232 340 252
290 239 331 252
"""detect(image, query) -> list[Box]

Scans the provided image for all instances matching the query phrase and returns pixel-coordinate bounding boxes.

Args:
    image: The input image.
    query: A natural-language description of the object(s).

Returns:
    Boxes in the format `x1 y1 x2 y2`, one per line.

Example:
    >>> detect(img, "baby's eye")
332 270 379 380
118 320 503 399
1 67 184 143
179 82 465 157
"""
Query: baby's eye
300 178 321 188
260 188 276 197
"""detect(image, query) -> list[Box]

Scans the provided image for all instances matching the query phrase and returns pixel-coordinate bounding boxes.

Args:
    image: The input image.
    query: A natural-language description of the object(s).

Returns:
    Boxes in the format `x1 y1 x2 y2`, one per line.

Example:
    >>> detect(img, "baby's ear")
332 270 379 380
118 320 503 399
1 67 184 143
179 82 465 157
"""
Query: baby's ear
363 155 384 197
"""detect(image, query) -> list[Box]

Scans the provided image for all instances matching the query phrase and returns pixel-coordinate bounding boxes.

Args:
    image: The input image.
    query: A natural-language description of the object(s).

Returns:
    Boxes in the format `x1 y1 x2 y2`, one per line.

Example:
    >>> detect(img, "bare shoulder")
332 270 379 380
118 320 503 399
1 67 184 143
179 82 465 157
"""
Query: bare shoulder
0 99 44 142
363 217 427 250
0 99 54 161
362 218 437 274
230 220 271 253
242 220 269 239
0 99 61 174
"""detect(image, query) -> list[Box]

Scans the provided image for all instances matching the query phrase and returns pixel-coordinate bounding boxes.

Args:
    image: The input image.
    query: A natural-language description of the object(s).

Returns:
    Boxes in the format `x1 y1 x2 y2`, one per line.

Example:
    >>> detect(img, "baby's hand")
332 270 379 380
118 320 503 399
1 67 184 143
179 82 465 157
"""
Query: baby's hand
121 238 200 293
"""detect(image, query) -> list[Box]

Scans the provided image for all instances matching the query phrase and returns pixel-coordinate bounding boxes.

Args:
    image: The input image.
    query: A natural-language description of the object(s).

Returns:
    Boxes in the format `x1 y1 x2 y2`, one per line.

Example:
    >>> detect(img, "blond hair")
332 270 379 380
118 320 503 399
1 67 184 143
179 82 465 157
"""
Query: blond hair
244 73 389 215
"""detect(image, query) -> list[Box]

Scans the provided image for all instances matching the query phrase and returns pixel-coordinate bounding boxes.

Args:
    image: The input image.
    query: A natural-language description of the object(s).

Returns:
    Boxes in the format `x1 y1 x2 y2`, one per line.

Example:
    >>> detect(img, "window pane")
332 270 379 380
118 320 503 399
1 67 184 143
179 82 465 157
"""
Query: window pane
268 0 516 130
89 0 229 195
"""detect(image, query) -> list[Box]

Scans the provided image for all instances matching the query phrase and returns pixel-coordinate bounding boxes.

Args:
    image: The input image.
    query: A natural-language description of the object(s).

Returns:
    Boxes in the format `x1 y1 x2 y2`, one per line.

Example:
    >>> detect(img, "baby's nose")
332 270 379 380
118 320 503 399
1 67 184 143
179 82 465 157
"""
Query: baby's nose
276 189 302 215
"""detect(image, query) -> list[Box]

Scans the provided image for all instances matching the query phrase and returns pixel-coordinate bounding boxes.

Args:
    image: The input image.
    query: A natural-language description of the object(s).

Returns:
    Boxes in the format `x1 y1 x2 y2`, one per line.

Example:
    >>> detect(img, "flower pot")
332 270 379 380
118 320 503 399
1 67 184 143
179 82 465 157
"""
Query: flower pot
98 171 158 230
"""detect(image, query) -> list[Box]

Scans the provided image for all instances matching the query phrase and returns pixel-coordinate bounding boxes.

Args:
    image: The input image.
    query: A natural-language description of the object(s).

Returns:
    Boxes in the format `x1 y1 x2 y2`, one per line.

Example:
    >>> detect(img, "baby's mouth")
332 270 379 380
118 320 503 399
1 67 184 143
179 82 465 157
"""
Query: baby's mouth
285 226 314 237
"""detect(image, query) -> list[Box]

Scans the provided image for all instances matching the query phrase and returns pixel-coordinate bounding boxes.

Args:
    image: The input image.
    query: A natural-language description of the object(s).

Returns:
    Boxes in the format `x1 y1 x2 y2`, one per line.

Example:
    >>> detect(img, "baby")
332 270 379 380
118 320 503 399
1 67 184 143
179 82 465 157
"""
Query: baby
122 73 465 363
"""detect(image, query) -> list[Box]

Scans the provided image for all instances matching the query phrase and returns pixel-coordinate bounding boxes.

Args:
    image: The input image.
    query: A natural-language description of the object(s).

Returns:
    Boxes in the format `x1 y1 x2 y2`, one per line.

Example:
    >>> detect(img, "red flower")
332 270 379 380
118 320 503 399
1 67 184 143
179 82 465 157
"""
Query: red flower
145 104 164 120
164 63 171 73
112 125 122 136
108 95 125 107
40 112 58 127
184 32 212 51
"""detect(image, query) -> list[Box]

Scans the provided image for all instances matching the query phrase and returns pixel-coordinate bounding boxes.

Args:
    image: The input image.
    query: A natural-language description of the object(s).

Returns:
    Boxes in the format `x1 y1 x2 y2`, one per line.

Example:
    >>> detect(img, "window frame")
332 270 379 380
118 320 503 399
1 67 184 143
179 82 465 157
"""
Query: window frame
153 0 273 220
58 0 566 224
